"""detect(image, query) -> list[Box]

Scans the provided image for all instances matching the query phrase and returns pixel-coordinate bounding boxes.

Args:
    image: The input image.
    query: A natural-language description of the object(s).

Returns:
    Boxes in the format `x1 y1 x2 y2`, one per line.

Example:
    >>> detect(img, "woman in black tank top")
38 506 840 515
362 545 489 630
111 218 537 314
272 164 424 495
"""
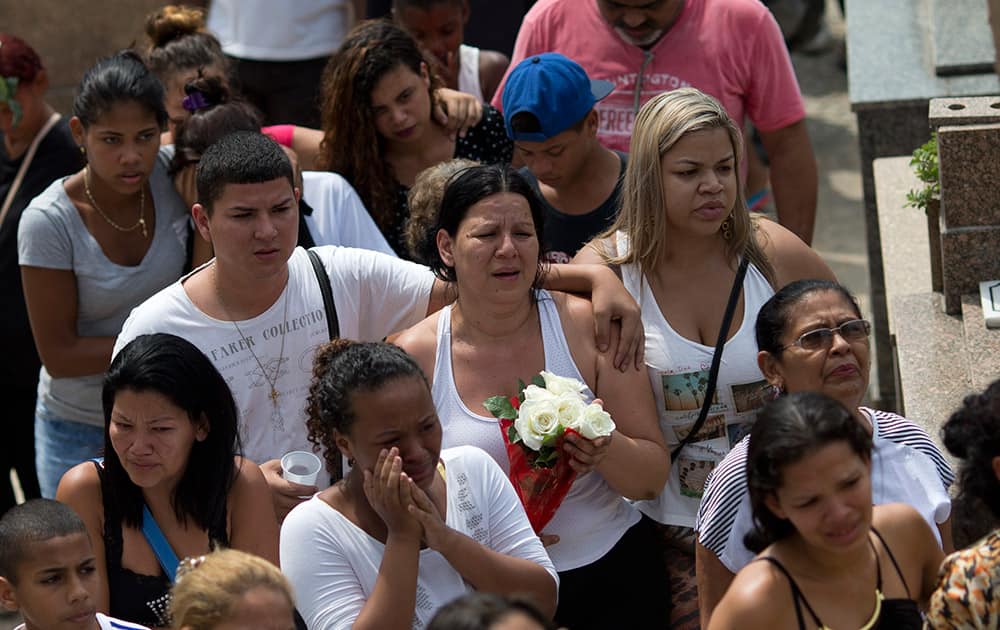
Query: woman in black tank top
56 334 280 628
708 393 944 630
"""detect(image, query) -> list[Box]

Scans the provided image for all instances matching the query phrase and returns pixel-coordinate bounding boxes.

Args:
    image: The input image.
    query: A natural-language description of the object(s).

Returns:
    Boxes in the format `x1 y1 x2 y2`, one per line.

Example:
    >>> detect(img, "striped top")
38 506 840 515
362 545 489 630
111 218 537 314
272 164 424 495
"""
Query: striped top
695 407 954 573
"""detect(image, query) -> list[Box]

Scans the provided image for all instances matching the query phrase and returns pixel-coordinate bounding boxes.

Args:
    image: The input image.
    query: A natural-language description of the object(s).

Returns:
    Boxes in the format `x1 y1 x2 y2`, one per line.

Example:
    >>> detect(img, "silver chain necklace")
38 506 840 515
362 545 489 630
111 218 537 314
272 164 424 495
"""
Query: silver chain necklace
214 265 290 430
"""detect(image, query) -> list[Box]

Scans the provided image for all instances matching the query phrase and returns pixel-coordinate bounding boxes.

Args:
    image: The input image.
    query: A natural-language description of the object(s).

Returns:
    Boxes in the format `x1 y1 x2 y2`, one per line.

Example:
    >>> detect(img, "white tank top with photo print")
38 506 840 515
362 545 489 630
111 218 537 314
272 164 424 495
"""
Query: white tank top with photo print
616 232 775 527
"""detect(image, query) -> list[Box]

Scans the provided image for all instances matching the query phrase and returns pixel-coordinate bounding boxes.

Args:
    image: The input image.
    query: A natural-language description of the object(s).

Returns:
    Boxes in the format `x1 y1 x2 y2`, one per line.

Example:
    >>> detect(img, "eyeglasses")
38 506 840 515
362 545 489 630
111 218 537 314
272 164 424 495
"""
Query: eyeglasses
781 319 871 351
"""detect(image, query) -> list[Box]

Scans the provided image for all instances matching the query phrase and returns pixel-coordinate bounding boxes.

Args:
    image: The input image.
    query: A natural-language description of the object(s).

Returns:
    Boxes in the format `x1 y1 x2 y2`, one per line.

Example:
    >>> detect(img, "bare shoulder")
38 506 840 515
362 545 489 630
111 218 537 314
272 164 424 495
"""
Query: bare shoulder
229 457 277 515
231 457 269 492
55 462 103 522
391 312 441 375
711 560 789 628
873 502 935 543
478 48 510 101
571 236 616 265
754 217 836 288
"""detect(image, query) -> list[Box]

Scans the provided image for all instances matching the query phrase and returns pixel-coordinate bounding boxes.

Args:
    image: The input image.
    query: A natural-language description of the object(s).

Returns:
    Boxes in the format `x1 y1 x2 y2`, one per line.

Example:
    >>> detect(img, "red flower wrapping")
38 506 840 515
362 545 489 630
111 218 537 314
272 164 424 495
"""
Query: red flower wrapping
499 418 578 534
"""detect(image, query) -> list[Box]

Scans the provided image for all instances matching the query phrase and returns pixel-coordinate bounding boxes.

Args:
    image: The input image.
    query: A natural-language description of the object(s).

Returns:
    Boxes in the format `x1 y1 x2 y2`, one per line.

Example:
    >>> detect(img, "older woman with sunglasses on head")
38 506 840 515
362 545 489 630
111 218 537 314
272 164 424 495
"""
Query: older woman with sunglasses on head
695 279 955 626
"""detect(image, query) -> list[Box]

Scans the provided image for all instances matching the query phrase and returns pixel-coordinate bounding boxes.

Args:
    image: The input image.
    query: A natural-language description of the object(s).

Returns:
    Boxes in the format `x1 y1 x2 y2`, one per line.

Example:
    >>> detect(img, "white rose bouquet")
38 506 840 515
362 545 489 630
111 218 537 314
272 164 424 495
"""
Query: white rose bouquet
483 371 615 532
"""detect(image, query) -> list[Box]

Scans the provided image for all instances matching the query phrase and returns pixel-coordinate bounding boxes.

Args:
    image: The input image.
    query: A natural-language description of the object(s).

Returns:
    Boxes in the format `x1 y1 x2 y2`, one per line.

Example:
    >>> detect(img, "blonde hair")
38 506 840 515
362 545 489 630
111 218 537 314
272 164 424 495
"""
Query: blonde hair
405 158 479 261
603 87 774 284
169 549 294 630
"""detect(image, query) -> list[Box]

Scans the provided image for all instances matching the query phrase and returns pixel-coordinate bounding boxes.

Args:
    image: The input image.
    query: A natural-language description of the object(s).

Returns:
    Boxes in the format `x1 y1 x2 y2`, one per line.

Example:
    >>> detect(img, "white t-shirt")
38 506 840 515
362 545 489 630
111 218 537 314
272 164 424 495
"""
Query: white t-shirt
207 0 353 60
695 408 955 573
16 612 150 630
280 445 559 630
301 171 395 256
113 246 434 467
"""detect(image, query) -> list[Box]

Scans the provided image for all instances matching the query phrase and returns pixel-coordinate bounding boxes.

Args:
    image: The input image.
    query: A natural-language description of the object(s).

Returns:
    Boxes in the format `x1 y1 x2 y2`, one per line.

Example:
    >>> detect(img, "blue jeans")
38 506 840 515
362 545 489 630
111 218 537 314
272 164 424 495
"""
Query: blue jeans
35 402 104 498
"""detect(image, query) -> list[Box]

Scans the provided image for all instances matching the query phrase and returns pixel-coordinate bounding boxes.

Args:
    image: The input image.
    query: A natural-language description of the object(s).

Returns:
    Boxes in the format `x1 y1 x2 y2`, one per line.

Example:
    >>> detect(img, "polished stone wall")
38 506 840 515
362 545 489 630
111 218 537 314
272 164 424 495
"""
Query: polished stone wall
5 0 171 113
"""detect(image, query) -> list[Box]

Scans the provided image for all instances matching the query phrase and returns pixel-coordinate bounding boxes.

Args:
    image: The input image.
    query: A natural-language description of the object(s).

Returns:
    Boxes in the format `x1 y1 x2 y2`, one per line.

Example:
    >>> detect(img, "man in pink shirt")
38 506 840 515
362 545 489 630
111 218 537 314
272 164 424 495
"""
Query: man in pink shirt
493 0 818 244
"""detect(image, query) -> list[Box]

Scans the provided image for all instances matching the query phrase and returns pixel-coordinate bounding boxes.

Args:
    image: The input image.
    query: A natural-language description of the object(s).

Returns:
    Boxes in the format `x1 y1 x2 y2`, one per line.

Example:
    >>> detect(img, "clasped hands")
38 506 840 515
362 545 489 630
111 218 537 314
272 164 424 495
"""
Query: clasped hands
363 447 451 549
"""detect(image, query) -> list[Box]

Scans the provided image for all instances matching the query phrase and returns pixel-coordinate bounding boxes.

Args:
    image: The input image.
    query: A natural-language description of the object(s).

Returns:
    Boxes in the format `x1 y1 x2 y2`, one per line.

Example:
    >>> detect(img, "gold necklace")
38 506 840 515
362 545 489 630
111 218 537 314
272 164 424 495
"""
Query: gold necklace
83 166 148 238
214 265 290 430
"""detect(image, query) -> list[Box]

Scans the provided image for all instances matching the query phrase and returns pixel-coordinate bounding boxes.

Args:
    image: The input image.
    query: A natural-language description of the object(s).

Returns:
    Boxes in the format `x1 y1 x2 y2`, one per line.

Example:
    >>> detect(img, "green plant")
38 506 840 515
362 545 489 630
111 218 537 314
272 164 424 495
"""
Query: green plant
906 134 940 213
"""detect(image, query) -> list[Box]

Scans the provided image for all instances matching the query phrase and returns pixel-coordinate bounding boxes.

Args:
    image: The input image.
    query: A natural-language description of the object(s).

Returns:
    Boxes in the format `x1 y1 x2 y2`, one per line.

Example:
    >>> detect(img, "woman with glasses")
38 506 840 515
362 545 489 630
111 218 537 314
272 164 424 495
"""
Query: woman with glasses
695 279 955 625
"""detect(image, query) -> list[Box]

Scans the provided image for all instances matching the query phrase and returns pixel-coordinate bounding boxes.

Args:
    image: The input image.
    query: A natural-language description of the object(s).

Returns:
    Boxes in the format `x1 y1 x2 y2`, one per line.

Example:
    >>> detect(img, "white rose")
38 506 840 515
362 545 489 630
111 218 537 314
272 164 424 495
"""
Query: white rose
522 383 557 403
567 402 616 440
514 397 562 451
553 393 587 429
540 371 587 398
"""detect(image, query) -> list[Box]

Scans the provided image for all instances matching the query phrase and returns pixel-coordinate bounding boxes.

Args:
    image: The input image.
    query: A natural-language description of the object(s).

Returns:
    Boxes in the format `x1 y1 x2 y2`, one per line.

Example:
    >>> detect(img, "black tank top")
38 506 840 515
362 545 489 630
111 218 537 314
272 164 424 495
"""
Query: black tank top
96 461 229 627
757 528 922 630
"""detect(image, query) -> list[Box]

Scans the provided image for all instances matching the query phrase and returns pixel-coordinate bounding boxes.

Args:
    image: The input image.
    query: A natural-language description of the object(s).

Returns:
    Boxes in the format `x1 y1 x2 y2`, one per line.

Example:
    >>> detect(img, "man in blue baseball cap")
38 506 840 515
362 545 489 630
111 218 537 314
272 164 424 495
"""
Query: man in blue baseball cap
502 53 626 263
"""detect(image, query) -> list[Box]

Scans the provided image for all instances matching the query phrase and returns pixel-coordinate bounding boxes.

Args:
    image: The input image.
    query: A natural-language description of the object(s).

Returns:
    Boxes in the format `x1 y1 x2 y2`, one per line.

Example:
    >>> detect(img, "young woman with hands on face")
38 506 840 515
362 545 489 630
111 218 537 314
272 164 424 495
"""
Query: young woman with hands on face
279 340 557 630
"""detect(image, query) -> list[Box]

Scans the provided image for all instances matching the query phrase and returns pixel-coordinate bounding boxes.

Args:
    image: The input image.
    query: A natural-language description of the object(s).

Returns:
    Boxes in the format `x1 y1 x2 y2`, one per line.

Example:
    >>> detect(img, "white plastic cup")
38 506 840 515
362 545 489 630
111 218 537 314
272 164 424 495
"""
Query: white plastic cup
281 451 322 486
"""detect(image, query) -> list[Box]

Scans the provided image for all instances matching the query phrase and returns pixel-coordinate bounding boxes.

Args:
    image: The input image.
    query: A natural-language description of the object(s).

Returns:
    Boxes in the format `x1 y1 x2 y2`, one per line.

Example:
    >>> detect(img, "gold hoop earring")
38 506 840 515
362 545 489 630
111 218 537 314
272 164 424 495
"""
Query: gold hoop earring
721 216 733 240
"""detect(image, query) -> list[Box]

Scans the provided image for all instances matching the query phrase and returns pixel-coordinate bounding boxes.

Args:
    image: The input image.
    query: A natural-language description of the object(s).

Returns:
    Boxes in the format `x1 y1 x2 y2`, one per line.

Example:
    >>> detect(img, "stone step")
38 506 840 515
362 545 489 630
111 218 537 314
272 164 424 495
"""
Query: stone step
959 292 1000 393
889 292 970 435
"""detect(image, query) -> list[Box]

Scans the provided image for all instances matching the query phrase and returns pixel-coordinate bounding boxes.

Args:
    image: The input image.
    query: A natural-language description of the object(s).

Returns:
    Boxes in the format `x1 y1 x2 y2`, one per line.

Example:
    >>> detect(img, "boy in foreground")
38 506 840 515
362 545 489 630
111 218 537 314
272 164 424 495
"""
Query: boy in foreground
0 499 149 630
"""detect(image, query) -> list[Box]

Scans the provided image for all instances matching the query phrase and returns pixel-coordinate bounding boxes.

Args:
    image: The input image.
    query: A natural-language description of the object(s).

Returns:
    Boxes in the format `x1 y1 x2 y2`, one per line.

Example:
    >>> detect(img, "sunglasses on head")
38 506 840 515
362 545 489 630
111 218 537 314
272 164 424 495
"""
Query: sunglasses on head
782 319 871 351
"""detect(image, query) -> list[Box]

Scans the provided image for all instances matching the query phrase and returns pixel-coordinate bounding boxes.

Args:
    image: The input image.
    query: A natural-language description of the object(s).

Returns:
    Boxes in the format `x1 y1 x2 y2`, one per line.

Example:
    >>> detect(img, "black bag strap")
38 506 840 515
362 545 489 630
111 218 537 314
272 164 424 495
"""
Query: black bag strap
306 248 340 340
670 257 750 461
306 248 343 482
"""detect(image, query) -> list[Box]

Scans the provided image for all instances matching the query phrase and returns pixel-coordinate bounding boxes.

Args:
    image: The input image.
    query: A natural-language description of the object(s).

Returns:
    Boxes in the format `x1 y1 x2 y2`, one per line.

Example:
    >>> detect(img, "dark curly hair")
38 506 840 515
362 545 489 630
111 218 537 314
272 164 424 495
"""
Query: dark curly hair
413 163 547 287
307 340 429 477
744 391 873 553
942 380 1000 519
317 19 443 230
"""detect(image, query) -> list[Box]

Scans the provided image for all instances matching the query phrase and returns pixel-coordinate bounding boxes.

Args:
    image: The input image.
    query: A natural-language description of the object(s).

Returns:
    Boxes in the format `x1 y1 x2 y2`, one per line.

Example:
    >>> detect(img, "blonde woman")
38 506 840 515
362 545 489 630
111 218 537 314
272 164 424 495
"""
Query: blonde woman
171 549 295 630
574 87 833 623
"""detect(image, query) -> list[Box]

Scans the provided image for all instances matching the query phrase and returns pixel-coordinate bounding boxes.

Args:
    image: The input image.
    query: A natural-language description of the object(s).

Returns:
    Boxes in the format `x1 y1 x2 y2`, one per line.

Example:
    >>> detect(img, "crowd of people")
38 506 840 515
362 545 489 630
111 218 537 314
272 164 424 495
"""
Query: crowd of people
0 1 997 629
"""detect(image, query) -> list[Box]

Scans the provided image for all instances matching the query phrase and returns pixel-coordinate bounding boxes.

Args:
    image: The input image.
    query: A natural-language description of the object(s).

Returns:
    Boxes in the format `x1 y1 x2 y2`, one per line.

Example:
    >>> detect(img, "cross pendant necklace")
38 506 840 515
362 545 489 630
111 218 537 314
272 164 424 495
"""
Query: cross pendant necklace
214 264 290 430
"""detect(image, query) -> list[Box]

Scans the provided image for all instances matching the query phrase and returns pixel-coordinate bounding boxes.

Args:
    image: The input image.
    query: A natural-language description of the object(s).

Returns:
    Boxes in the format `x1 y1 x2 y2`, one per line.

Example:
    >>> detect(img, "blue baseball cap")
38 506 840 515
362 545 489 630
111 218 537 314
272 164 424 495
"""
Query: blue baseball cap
502 53 615 143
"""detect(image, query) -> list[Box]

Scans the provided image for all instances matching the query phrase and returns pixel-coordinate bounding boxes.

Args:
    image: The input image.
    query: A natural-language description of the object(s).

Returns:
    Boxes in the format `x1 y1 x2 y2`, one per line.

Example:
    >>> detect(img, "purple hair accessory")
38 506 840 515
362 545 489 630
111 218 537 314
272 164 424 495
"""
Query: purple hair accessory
181 90 210 113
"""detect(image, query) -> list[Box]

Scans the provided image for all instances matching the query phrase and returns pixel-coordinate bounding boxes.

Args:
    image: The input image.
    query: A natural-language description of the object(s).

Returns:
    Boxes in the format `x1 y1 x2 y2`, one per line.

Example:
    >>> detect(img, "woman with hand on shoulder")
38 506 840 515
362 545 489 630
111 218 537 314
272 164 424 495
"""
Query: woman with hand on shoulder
394 164 669 629
696 279 954 625
318 20 512 258
18 51 192 497
57 333 279 629
0 32 83 512
709 392 944 630
280 340 557 630
926 380 1000 629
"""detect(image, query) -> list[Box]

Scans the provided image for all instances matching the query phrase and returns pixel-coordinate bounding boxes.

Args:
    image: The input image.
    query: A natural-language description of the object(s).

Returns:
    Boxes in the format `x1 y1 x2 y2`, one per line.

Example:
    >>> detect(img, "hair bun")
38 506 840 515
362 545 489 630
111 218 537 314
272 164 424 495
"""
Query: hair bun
145 5 206 49
184 73 230 109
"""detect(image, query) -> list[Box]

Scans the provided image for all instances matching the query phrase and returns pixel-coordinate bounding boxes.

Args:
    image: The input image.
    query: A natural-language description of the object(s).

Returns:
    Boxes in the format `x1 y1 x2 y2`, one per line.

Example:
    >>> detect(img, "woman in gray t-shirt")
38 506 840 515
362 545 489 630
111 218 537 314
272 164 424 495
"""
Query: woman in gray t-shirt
17 51 190 497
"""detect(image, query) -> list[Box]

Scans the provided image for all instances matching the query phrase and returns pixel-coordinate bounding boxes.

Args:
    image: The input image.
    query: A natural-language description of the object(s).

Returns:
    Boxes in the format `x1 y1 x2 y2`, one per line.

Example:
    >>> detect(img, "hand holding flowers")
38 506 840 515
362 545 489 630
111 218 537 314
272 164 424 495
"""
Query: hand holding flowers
483 371 616 533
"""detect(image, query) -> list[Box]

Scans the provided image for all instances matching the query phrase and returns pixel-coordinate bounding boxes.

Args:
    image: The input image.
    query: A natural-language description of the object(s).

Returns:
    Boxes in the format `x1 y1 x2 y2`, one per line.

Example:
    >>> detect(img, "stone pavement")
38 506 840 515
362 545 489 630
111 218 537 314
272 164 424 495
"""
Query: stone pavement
789 2 874 396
